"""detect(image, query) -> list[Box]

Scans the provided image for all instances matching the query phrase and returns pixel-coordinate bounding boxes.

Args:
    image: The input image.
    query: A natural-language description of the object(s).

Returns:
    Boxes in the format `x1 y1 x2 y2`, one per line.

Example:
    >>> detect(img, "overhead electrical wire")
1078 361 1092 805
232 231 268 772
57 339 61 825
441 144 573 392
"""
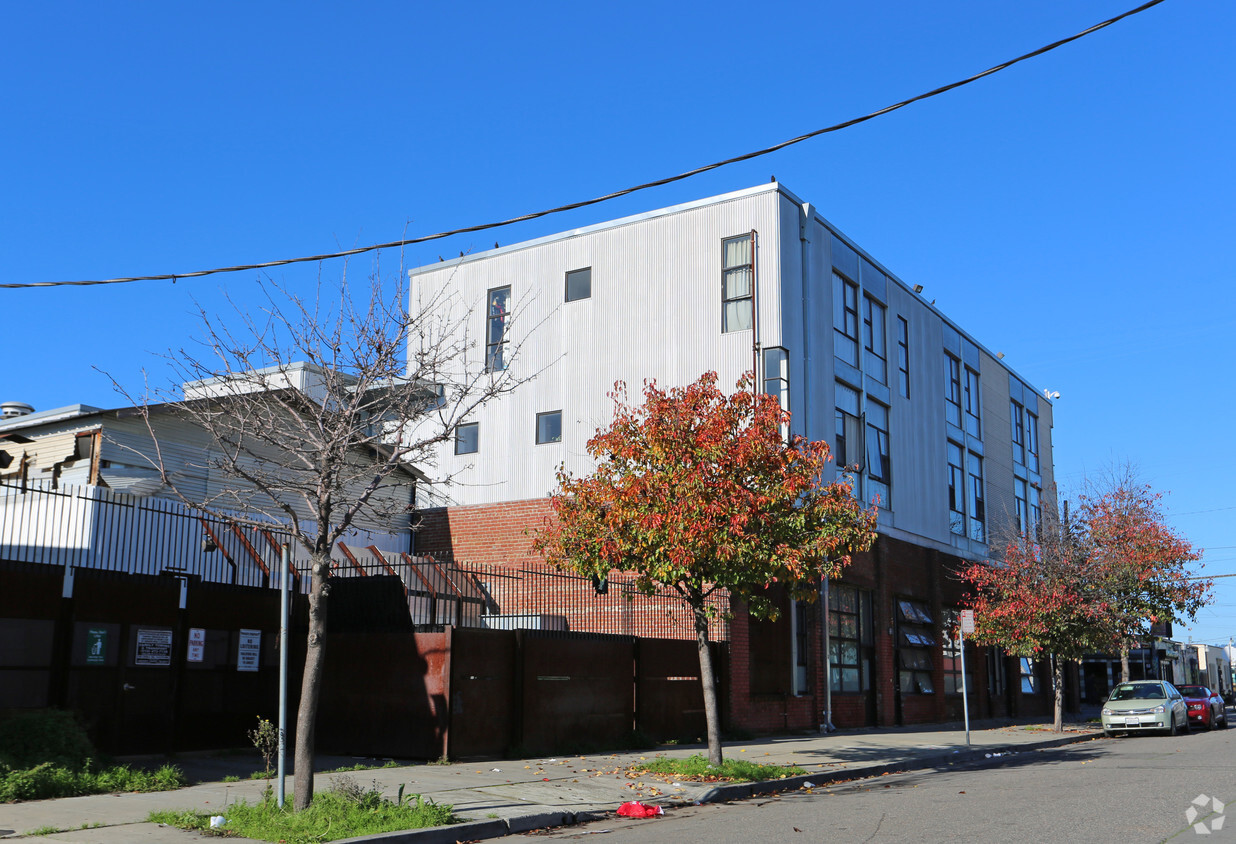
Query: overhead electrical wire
2 0 1167 291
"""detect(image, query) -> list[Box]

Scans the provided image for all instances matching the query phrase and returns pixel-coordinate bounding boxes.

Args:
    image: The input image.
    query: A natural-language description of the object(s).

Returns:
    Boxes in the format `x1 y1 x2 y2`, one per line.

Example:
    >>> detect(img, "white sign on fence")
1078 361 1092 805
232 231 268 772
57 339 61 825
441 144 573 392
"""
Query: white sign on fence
960 609 975 635
237 628 261 672
187 627 205 663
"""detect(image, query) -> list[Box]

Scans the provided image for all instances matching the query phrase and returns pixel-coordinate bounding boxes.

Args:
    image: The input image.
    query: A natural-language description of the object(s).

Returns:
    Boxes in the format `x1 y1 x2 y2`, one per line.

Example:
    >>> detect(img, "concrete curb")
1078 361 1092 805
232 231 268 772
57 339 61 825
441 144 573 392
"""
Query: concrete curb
337 732 1101 842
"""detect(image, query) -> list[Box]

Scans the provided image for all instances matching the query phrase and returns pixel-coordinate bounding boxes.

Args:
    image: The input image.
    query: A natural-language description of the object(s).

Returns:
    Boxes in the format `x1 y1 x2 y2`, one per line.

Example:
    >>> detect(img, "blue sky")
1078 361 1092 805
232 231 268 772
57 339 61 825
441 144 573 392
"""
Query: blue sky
3 1 1233 644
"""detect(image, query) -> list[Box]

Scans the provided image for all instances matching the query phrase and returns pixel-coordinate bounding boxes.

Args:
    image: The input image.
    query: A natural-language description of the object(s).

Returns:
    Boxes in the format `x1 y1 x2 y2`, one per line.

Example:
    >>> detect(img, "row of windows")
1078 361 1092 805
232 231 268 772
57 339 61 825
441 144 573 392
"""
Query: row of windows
455 411 562 454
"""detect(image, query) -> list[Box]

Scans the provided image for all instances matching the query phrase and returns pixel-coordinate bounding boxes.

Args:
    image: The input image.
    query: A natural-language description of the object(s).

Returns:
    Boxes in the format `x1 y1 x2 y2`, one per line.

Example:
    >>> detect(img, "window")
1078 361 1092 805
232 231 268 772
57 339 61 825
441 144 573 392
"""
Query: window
1010 399 1025 466
722 235 753 332
897 599 935 694
1025 411 1040 472
1028 484 1042 539
1020 657 1038 694
963 366 981 438
536 411 562 444
763 347 789 408
944 354 962 428
896 316 909 397
793 599 811 694
763 347 789 441
987 646 1007 697
829 585 873 693
832 272 859 365
565 267 591 302
941 610 974 695
454 422 478 455
1014 478 1028 535
967 451 985 542
865 400 890 508
834 382 862 476
862 295 887 384
486 286 510 372
947 442 965 536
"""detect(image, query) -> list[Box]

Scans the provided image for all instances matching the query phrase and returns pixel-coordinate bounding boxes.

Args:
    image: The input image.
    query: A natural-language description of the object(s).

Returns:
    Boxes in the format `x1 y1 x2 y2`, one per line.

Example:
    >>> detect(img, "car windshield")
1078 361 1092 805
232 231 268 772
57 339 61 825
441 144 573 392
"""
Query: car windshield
1109 683 1165 701
1176 686 1208 697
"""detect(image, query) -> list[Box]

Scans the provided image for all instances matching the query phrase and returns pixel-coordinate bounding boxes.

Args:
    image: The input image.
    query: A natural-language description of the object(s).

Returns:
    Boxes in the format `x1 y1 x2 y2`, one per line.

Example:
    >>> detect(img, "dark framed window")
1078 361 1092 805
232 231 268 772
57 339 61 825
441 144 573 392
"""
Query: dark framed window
1014 478 1028 535
896 316 909 397
947 441 965 536
963 366 981 438
865 400 890 509
987 646 1007 696
944 354 962 428
486 286 510 372
536 410 562 444
565 267 591 302
454 422 479 455
967 451 985 542
722 235 753 333
1010 400 1025 466
833 272 859 365
862 295 887 384
1029 484 1042 539
1025 411 1040 472
835 382 861 476
897 598 935 694
1020 657 1038 694
763 347 789 440
829 584 873 693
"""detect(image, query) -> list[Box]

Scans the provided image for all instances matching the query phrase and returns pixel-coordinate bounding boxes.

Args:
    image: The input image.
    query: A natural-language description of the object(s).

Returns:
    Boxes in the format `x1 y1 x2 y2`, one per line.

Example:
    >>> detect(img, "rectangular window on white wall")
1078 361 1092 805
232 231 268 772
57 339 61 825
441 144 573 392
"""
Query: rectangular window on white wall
763 347 789 441
565 267 591 302
536 411 562 444
486 286 510 372
834 382 862 478
455 422 479 455
722 235 753 333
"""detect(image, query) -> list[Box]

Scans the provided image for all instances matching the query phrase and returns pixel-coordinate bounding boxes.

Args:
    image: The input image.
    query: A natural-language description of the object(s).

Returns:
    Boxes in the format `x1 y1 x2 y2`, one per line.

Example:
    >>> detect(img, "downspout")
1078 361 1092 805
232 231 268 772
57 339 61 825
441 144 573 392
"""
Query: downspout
801 202 835 734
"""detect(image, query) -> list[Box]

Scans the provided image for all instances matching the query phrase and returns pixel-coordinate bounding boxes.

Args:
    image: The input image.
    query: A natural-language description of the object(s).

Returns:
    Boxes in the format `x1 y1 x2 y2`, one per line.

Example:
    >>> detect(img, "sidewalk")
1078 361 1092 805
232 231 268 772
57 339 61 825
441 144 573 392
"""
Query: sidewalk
0 719 1101 843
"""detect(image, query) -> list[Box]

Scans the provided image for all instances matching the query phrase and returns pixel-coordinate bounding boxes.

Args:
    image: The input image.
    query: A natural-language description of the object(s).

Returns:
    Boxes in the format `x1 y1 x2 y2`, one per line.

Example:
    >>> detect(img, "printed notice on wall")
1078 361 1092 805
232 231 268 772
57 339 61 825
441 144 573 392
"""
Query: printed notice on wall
187 627 206 663
86 628 108 665
237 628 261 672
135 628 173 666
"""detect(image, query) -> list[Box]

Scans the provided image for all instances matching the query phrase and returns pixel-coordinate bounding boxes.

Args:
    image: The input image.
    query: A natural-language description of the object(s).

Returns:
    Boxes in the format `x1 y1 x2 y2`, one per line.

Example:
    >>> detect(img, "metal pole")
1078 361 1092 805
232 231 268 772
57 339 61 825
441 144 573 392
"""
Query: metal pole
958 626 971 746
821 576 834 733
277 543 289 808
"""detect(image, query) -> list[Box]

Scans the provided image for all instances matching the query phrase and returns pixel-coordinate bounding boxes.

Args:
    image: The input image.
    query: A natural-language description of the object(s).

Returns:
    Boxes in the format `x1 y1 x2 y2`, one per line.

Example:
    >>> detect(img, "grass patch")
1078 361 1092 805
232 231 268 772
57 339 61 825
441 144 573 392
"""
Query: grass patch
321 760 400 774
150 776 456 843
222 775 240 783
630 754 806 783
26 826 62 836
1 761 186 802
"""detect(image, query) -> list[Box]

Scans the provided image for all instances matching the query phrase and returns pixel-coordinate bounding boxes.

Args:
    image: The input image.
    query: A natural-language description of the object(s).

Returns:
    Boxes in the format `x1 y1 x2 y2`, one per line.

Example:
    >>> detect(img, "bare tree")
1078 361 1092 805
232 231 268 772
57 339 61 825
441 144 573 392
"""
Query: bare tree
116 261 532 809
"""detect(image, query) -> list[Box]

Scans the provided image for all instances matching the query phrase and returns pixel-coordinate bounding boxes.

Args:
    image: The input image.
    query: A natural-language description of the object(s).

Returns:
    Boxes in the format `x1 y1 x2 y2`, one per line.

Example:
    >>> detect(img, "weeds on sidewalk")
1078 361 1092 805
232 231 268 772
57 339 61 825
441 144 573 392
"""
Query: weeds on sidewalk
149 775 456 843
0 761 186 802
630 754 806 783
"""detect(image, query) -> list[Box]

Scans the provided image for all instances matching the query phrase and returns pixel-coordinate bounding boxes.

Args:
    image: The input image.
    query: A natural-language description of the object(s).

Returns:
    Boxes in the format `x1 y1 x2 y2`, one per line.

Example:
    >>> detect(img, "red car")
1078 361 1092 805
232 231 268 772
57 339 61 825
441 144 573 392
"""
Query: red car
1176 685 1229 730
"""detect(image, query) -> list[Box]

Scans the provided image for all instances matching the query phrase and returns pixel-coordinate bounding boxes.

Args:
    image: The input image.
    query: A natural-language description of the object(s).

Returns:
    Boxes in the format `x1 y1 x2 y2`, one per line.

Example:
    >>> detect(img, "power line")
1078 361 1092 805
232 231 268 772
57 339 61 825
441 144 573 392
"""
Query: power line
2 0 1168 292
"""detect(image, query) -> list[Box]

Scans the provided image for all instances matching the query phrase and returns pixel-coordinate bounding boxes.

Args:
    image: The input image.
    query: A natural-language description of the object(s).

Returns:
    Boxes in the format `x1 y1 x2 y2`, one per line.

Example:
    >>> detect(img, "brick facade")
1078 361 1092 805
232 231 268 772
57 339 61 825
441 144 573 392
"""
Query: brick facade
418 499 1074 734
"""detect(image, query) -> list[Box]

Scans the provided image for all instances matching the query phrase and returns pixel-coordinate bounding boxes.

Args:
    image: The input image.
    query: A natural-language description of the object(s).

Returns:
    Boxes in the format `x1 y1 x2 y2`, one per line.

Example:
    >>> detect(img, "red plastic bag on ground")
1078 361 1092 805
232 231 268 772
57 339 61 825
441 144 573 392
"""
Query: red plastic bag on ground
617 801 664 818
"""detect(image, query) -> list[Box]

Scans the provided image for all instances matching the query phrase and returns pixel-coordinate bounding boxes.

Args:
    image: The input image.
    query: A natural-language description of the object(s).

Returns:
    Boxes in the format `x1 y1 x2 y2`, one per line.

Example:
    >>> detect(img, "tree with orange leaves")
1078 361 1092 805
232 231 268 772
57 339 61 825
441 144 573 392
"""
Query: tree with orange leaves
1080 474 1208 683
533 372 876 765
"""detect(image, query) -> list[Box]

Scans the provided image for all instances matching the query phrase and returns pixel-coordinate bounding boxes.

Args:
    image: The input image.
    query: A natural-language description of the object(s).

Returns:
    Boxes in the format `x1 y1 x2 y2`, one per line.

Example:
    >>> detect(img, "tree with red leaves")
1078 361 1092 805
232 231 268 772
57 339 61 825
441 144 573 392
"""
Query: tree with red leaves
1080 475 1208 683
533 372 876 765
962 503 1111 731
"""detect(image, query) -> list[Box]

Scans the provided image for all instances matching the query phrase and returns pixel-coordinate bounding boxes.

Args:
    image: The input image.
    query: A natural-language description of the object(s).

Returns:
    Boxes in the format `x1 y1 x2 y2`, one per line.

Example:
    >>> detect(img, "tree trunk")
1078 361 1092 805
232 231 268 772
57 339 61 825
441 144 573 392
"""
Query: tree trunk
293 554 330 810
693 603 723 767
1051 654 1064 733
1120 645 1130 684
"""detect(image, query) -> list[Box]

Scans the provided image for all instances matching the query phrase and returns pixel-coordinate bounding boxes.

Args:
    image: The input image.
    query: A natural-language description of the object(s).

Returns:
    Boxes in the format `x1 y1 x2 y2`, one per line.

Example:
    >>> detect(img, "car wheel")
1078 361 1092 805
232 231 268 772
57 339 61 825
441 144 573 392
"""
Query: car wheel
1220 709 1229 729
1181 713 1190 734
1167 715 1178 737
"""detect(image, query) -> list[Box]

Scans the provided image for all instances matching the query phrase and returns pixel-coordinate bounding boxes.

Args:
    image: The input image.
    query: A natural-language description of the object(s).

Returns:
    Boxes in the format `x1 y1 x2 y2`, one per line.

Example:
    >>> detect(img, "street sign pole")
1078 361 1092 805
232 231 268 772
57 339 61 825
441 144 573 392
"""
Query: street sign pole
959 609 975 747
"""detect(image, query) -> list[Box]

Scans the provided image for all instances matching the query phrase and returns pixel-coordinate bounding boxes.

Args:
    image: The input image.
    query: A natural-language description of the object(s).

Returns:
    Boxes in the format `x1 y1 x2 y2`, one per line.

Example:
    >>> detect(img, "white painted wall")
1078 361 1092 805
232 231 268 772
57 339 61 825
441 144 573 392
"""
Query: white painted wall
409 183 1057 560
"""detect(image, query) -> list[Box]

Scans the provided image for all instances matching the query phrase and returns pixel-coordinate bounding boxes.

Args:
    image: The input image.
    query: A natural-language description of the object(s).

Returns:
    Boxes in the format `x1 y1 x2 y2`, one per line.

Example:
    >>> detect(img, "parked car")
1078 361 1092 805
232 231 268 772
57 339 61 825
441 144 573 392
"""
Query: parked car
1101 681 1189 737
1175 685 1229 730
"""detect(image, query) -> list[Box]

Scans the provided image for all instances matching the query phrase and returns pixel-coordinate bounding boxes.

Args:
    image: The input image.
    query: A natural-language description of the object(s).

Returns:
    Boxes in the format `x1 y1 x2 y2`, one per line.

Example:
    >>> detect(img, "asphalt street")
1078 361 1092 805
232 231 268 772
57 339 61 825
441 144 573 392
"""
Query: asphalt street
515 727 1236 843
